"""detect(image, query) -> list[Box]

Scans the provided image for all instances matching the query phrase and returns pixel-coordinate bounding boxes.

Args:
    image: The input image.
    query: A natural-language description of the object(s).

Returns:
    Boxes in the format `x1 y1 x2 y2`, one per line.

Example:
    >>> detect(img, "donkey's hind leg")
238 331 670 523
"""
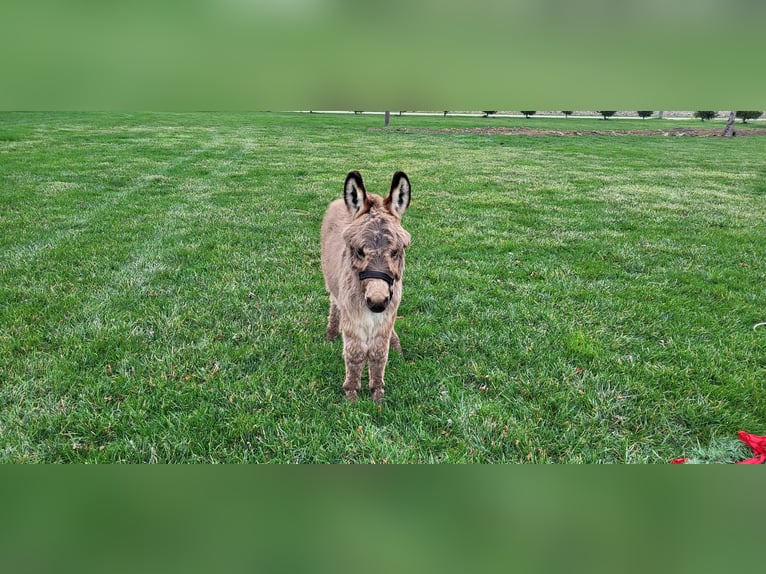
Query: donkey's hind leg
326 300 341 342
389 328 402 355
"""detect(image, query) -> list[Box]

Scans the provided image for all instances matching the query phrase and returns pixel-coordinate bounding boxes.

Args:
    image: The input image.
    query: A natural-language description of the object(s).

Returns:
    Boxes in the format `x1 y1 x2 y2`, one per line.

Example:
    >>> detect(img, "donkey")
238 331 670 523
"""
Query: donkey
320 171 412 403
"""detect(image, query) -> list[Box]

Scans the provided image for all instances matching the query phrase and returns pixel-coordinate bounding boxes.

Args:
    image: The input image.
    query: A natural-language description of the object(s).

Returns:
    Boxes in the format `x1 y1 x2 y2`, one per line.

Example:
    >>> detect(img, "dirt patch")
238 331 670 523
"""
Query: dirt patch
377 127 766 137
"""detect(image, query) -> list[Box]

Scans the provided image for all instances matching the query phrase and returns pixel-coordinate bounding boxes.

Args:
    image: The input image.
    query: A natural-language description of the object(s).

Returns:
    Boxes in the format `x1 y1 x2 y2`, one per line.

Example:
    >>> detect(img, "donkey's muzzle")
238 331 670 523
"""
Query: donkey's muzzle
365 297 389 313
359 270 394 313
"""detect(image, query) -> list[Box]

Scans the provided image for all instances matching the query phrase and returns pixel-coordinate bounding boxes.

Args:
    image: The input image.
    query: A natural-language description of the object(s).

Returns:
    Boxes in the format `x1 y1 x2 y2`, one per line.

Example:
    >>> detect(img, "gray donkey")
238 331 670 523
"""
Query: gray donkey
320 171 411 403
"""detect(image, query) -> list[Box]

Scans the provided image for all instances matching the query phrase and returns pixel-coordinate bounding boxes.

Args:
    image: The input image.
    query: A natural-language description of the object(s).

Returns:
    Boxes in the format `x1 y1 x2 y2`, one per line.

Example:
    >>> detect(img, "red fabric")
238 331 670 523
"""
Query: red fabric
735 431 766 465
670 432 766 464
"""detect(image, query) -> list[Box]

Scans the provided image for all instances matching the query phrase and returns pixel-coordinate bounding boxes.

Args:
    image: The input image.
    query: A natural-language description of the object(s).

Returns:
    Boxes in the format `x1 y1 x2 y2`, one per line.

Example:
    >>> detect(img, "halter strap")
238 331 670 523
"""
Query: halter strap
358 270 394 286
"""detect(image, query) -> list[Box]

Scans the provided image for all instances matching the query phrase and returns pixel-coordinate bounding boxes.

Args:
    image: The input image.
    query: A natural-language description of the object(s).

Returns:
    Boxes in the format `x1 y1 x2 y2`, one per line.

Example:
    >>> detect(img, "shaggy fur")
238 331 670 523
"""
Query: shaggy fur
320 171 411 403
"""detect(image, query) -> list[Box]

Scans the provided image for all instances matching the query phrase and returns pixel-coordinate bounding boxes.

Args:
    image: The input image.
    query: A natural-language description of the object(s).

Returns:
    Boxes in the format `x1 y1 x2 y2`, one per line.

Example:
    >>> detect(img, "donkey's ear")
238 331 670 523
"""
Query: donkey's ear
344 171 369 218
385 171 411 219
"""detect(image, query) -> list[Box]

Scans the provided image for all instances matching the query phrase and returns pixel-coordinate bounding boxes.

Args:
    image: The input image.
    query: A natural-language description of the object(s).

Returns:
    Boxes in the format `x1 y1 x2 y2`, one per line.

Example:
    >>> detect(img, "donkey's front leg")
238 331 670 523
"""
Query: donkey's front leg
368 336 390 404
342 337 365 402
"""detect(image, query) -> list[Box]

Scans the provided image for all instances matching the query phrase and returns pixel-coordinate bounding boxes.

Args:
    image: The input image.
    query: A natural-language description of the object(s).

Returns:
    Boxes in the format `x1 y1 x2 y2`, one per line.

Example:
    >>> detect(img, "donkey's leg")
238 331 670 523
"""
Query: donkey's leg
326 300 340 342
342 337 365 402
368 335 391 404
389 328 402 355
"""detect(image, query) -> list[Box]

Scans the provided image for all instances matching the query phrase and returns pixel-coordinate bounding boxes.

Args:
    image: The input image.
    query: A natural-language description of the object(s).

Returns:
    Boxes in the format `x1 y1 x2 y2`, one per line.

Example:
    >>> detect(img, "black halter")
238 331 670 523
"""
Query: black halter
358 270 394 286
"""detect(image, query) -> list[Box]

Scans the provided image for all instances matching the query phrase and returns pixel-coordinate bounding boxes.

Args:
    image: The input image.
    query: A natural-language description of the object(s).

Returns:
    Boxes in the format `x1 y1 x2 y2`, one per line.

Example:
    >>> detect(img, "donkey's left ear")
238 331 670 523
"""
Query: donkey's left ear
385 171 411 219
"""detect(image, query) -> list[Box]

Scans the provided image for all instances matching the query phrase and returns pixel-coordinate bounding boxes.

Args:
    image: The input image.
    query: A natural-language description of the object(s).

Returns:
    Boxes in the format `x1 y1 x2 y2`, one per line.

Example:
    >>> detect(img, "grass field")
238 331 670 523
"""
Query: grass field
1 111 764 463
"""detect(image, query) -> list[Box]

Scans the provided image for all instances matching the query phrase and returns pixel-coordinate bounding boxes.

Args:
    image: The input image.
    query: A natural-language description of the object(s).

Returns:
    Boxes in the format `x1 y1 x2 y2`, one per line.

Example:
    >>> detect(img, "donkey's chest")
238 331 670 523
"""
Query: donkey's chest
342 306 394 343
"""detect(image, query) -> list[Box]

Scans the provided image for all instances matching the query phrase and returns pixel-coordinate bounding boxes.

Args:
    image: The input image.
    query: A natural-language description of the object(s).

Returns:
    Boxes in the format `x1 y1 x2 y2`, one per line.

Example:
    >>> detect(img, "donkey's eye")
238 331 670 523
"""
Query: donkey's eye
356 247 365 258
391 249 399 258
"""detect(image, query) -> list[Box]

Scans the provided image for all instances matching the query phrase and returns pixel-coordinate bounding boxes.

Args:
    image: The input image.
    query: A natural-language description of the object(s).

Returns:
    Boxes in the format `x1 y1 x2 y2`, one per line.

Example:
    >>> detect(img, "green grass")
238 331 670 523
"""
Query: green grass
1 111 765 463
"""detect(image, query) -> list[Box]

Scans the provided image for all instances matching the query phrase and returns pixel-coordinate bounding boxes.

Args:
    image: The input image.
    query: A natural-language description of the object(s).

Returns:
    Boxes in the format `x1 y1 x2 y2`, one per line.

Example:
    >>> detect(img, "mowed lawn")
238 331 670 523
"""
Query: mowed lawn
1 111 765 463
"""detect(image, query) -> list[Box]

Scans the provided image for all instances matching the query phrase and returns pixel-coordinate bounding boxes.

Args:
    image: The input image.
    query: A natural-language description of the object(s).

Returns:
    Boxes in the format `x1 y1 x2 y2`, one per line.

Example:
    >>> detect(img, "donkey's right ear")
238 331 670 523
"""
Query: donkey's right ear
344 171 369 218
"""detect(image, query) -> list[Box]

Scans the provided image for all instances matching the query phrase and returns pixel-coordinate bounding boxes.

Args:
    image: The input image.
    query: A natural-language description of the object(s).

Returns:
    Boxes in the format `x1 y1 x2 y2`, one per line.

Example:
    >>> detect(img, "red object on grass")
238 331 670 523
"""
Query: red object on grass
735 431 766 465
669 431 766 464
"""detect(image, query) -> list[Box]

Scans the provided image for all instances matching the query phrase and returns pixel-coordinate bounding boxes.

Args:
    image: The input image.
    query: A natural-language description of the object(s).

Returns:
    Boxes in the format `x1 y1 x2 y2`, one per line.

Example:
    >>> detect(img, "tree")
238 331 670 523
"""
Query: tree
561 111 573 119
736 111 763 123
694 111 717 121
597 111 616 120
637 111 653 119
520 111 536 118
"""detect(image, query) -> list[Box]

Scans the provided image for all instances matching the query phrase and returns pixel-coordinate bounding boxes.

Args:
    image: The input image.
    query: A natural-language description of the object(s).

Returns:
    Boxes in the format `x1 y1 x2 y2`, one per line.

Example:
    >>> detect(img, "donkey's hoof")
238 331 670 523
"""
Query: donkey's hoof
344 389 358 402
371 388 385 404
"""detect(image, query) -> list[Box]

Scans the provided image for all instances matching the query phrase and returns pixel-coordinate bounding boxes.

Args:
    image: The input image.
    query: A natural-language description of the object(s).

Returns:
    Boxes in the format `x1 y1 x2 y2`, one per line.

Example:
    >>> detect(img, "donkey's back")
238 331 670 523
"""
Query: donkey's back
320 198 353 300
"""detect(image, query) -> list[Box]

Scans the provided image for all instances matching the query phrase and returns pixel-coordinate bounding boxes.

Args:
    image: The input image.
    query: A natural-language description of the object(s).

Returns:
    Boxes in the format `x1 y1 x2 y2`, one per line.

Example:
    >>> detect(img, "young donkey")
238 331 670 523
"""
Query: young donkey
320 171 412 403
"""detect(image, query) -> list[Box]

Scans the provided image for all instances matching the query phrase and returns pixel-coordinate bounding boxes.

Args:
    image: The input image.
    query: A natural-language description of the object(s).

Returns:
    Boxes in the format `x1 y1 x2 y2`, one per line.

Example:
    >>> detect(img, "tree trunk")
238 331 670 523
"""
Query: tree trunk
384 111 390 127
723 111 736 137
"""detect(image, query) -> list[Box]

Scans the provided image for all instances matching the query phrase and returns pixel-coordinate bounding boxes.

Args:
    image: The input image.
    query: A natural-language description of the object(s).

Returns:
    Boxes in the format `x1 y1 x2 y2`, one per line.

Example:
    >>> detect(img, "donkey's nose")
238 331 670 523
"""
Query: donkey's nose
366 296 389 313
